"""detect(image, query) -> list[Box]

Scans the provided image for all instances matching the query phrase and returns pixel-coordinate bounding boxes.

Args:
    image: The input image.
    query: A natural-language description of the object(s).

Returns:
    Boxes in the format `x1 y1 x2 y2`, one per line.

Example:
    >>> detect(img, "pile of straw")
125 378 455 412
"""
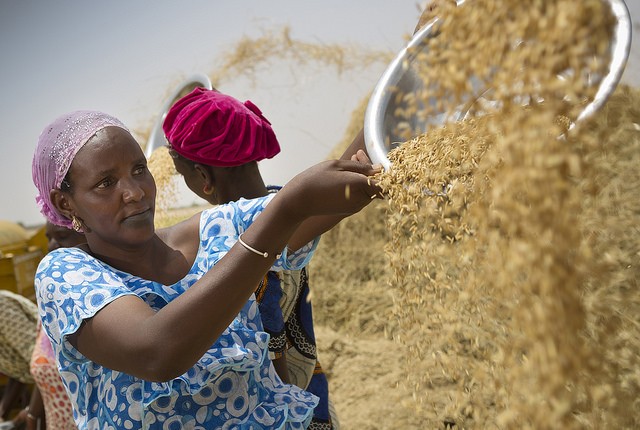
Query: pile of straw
366 0 638 427
313 84 640 430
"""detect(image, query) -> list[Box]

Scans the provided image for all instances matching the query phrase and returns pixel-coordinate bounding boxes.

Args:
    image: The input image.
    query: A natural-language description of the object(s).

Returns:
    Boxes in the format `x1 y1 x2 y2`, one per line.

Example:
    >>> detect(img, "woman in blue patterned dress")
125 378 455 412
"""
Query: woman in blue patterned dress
30 110 381 429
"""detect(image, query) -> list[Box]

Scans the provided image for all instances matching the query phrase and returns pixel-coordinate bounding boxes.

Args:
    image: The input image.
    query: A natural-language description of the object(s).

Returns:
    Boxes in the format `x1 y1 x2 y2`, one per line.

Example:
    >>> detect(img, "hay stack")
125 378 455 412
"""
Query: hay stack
312 0 639 427
312 83 640 430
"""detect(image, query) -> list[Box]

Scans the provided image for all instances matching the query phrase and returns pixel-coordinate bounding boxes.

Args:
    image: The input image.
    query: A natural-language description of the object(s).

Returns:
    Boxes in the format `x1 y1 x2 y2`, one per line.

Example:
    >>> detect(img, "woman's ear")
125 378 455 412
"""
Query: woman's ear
50 188 74 221
194 163 215 189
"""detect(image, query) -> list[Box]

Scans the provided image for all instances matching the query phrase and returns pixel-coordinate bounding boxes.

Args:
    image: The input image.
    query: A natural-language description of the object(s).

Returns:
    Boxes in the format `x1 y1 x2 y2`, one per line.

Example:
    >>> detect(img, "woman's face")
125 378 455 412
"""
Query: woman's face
63 126 156 248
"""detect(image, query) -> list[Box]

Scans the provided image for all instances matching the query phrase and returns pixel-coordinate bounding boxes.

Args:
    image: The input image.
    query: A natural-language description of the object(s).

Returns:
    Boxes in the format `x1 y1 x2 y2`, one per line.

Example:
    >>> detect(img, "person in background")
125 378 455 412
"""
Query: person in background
0 222 85 430
16 222 85 430
31 110 380 429
0 288 38 429
44 221 85 254
163 87 373 429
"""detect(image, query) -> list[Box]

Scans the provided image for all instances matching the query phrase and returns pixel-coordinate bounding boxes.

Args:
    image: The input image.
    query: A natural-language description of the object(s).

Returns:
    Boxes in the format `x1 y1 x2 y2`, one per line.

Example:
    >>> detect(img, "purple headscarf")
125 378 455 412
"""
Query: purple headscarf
32 110 128 228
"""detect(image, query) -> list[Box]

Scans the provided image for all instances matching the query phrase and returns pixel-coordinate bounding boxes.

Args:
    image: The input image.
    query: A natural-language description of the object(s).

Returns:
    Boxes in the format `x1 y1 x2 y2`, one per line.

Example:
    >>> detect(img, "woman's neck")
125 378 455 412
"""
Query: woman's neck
214 163 270 205
82 234 192 285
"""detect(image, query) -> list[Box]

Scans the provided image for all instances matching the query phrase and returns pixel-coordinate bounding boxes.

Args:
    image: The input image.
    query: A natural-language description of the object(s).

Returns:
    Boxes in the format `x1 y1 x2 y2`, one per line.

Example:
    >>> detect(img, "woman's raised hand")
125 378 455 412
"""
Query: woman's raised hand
279 158 383 220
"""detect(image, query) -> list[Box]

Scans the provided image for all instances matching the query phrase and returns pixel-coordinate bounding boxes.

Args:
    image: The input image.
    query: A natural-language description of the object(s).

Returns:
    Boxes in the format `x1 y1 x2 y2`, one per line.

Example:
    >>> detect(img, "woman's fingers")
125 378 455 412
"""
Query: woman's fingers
334 158 384 201
350 149 371 164
337 157 382 176
283 158 385 219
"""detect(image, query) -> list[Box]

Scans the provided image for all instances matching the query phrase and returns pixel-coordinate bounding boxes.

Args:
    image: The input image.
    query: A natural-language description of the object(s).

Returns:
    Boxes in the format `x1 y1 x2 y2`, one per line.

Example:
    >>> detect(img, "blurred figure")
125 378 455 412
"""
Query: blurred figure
20 222 84 430
0 290 38 426
44 221 85 252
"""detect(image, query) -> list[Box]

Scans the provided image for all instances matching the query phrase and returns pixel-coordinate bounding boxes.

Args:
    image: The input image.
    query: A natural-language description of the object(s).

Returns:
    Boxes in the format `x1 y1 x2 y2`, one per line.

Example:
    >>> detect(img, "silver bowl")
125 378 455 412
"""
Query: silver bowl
364 0 632 170
145 73 212 159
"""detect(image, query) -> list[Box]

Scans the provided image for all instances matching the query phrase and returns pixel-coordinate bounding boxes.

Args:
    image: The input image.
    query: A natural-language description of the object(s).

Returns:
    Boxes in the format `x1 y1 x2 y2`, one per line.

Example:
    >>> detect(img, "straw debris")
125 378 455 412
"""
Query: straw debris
147 146 178 225
210 27 394 87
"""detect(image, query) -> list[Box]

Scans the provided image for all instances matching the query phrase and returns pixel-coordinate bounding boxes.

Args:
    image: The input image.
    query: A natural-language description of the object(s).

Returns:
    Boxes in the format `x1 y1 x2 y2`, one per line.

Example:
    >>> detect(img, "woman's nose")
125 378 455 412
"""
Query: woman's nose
122 178 145 203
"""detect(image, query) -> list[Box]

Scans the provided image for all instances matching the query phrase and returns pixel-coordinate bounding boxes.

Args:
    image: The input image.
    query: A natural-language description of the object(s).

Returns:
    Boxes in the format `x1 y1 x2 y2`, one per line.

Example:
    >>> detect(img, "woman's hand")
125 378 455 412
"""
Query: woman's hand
278 157 383 252
350 148 371 163
280 158 382 221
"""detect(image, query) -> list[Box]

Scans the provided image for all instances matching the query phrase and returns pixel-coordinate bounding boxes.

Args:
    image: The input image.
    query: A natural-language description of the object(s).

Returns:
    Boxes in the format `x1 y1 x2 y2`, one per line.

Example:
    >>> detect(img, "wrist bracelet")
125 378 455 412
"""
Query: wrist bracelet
25 407 38 422
237 234 281 259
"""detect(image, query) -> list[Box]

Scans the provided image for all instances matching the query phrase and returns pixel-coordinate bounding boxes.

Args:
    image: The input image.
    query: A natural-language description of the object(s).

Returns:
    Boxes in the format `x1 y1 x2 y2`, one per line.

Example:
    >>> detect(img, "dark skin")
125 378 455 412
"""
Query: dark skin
0 378 28 421
48 126 381 382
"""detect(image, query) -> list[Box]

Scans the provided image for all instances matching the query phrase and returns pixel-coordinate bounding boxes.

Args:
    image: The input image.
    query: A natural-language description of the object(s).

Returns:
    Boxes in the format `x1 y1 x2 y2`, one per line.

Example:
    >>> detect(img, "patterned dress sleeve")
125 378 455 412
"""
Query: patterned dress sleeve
34 248 136 363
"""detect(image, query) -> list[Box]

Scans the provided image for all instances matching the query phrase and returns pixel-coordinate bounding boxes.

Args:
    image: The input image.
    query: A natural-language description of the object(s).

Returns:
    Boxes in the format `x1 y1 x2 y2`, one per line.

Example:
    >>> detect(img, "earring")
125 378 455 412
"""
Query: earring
203 185 215 196
71 216 82 232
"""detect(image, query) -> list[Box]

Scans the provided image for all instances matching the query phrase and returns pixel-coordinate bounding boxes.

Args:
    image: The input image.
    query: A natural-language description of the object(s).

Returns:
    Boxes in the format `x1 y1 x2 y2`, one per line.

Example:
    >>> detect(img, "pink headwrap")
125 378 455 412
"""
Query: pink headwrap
162 87 281 167
32 110 128 228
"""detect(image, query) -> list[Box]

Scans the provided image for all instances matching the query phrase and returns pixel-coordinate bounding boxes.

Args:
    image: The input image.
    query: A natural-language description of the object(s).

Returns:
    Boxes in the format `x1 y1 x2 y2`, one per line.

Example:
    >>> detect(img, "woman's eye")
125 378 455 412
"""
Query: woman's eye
134 165 148 175
96 178 113 189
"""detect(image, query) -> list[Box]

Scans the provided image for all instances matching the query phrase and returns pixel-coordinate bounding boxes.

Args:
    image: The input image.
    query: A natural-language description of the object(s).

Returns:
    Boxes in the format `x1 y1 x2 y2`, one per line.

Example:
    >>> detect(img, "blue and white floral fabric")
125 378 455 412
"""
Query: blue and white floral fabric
35 195 319 430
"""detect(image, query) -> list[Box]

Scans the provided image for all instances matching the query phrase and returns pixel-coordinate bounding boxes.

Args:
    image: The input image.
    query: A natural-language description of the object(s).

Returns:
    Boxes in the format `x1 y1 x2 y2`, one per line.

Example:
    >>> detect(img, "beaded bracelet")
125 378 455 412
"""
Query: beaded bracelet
238 234 282 259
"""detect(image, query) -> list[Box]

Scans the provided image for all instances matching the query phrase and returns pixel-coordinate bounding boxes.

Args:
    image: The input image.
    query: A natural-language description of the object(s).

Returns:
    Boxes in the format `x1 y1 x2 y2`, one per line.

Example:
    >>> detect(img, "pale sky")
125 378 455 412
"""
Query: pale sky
1 0 638 227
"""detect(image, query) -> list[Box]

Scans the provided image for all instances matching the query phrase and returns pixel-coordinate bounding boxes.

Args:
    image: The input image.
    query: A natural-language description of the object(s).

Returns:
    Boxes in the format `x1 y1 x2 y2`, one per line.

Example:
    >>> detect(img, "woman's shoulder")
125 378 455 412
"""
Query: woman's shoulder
157 210 202 245
157 195 276 246
38 246 100 272
204 195 276 229
45 246 91 262
196 195 275 224
35 247 111 286
227 194 277 218
147 212 203 270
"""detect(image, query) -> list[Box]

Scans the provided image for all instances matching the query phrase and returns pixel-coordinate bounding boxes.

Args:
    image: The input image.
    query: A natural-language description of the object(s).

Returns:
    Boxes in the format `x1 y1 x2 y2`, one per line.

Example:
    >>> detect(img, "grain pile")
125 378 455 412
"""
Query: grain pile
357 0 638 428
312 88 640 430
146 146 179 225
302 3 638 421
